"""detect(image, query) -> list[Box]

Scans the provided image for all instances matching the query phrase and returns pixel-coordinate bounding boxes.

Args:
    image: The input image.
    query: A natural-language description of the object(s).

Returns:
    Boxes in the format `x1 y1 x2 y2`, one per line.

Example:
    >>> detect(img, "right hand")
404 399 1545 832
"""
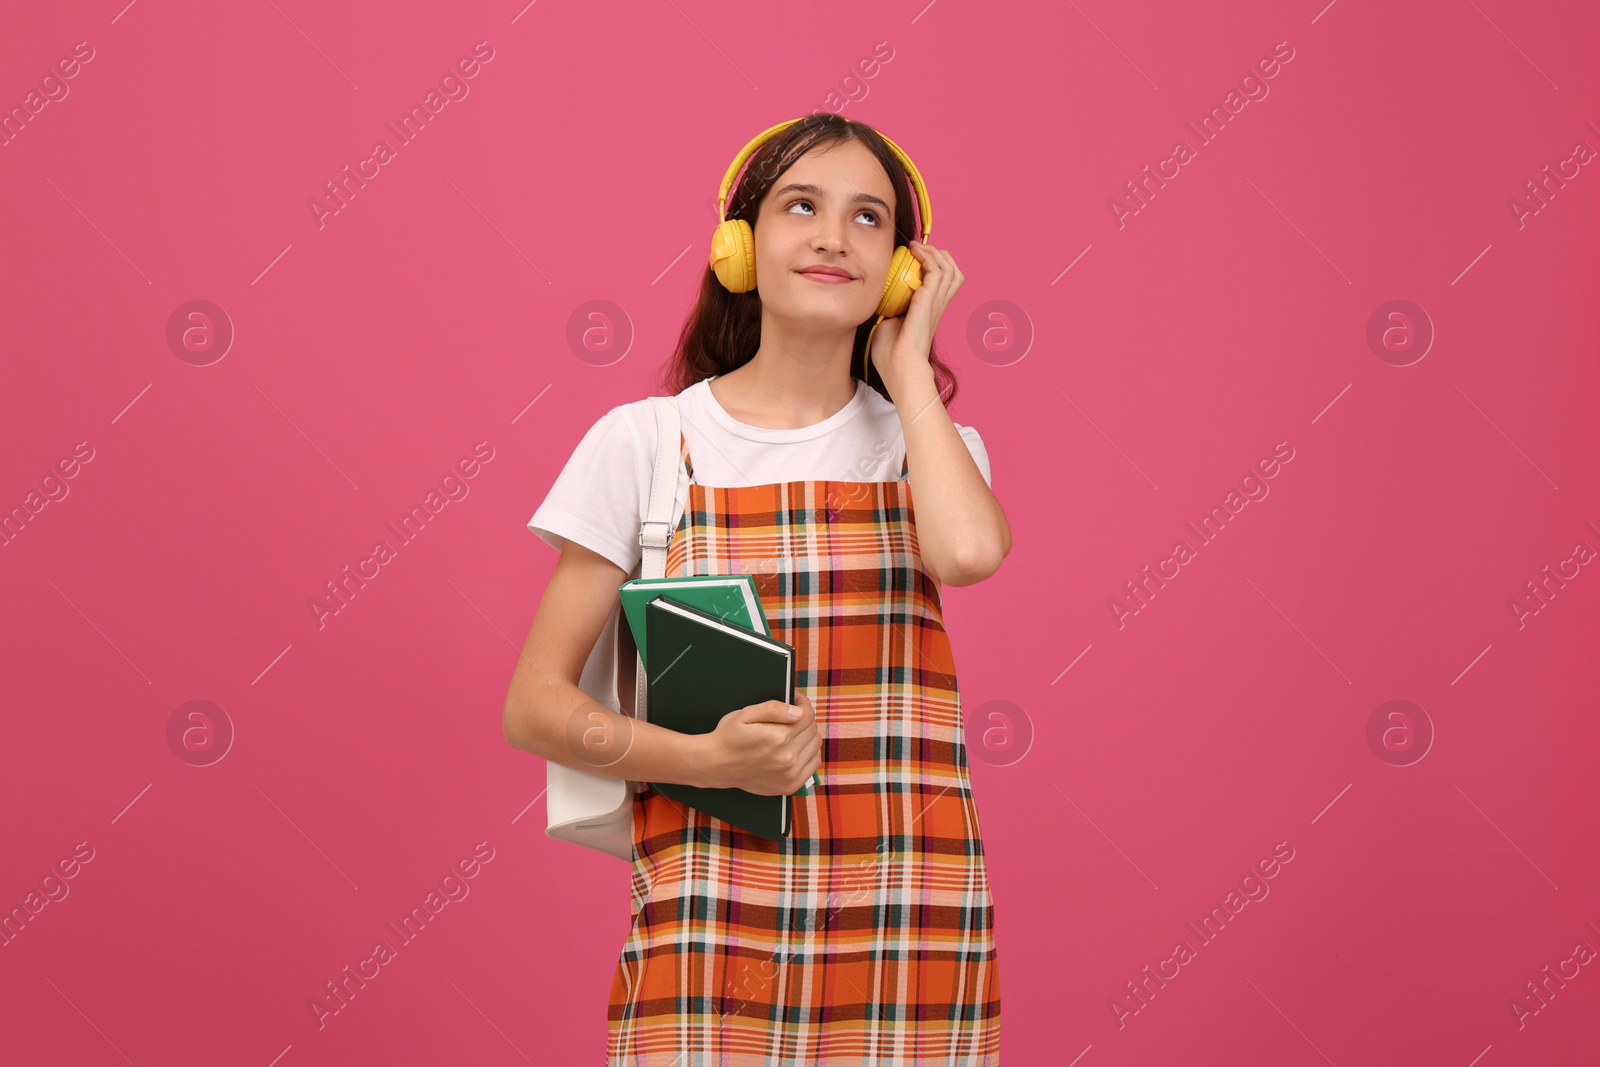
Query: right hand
700 692 822 795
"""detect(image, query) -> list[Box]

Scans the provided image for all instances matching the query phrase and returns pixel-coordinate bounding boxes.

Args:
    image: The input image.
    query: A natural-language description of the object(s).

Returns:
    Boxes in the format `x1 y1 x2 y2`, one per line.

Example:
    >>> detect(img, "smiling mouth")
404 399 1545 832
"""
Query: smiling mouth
796 269 855 283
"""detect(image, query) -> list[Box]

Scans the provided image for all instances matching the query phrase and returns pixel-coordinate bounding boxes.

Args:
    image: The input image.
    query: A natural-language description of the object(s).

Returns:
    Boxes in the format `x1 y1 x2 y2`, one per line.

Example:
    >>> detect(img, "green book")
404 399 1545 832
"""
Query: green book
623 575 821 799
645 596 802 841
619 574 769 670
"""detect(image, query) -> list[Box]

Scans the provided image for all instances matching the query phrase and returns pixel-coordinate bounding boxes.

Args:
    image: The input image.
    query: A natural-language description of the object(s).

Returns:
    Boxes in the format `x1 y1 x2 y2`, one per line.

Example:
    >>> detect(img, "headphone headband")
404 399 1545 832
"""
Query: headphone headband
715 117 932 243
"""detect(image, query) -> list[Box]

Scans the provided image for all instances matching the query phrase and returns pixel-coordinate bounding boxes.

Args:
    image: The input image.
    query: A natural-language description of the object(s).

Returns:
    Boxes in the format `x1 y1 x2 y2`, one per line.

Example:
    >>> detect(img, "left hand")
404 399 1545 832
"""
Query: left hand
868 240 964 388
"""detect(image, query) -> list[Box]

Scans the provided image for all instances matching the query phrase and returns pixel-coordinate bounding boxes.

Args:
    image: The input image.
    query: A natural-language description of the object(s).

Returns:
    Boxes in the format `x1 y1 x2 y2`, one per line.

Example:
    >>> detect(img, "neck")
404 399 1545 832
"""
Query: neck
713 314 863 429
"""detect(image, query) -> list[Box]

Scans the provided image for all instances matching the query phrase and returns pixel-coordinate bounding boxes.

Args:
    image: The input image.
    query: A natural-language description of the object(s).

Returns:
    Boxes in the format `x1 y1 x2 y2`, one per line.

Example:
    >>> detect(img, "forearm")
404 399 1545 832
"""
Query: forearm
885 364 1011 585
504 678 717 788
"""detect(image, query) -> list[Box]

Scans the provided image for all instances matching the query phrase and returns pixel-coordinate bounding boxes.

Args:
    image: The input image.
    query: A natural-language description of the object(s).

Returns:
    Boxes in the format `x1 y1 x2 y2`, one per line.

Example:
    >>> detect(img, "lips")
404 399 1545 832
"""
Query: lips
797 266 854 282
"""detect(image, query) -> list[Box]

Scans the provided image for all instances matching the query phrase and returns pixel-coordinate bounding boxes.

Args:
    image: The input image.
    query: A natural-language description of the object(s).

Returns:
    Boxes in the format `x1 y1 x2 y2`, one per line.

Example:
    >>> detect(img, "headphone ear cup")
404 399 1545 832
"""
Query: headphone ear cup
709 218 756 292
877 244 923 319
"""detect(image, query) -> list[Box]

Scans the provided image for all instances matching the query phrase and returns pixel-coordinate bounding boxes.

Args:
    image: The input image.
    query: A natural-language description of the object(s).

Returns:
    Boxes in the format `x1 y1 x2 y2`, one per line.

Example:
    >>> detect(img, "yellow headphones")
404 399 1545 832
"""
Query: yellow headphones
708 117 934 382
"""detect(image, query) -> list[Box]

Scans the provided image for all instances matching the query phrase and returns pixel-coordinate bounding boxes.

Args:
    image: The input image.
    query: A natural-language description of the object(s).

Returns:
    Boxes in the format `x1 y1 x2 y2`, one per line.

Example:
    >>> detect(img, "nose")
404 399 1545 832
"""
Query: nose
811 209 849 255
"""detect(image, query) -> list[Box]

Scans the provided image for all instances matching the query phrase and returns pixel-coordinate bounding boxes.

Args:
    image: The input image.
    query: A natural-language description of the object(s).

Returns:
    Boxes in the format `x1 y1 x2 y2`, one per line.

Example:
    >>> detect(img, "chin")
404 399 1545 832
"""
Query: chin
790 289 872 318
784 306 870 332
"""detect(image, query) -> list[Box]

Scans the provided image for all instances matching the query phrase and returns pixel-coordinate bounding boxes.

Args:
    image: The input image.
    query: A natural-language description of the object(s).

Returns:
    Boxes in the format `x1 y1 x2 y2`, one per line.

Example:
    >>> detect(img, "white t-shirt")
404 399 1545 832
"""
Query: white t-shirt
528 375 992 575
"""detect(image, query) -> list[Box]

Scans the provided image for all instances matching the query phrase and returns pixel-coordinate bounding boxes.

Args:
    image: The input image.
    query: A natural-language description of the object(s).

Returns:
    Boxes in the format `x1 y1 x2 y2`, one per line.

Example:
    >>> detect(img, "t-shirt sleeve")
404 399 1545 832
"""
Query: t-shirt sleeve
955 424 993 488
527 406 644 574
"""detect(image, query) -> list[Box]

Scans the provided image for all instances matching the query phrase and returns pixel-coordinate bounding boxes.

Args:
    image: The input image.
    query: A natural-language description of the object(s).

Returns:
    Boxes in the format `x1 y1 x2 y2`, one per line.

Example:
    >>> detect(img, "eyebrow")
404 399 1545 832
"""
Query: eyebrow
772 183 892 215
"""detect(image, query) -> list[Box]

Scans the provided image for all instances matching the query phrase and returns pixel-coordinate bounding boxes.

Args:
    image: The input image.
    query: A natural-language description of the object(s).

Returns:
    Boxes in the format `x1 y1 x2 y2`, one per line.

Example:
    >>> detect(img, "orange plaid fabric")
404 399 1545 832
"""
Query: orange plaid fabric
607 430 1002 1064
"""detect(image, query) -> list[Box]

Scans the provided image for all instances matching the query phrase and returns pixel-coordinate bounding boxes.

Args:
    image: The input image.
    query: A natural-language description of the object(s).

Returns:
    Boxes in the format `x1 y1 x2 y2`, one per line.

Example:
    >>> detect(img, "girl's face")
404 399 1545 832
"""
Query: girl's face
752 139 899 331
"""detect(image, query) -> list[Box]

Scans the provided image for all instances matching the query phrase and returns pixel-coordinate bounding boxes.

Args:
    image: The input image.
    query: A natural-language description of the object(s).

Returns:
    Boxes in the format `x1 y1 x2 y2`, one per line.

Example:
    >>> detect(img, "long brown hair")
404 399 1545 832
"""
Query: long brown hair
656 113 959 408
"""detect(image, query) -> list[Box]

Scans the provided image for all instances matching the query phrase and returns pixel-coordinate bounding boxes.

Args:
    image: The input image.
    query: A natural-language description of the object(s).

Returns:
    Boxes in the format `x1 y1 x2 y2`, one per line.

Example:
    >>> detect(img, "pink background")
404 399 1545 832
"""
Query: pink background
2 0 1597 1063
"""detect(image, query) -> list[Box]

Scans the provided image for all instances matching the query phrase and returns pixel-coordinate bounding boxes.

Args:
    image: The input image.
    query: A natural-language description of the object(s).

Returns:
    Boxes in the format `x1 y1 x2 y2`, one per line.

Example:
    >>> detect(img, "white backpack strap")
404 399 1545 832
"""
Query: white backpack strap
633 395 680 723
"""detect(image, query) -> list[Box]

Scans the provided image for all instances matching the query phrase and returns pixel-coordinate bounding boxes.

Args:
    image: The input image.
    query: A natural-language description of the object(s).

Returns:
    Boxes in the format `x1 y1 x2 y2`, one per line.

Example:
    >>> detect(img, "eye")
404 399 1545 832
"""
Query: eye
785 198 881 227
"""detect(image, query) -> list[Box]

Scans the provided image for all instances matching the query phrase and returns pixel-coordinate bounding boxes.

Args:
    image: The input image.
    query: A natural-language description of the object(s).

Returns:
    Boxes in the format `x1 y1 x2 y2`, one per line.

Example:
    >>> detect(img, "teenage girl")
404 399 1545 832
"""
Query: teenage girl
504 113 1011 1064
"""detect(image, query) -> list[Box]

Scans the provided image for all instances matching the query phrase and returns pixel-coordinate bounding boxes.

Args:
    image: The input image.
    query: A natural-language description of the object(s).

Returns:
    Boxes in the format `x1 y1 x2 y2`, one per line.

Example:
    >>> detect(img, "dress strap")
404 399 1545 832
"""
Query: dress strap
678 429 695 483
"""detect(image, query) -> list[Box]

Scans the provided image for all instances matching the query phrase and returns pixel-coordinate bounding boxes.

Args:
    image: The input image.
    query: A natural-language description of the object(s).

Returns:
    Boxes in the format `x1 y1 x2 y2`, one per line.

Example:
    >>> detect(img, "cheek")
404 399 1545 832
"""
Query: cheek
753 227 800 274
864 237 896 278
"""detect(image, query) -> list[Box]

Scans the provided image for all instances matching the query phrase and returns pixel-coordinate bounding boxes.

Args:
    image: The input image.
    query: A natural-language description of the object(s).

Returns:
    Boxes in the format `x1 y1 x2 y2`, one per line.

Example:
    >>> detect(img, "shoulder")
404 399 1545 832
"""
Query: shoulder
857 384 984 436
527 396 668 573
568 394 677 461
601 390 697 455
599 397 654 450
540 396 672 510
858 386 992 486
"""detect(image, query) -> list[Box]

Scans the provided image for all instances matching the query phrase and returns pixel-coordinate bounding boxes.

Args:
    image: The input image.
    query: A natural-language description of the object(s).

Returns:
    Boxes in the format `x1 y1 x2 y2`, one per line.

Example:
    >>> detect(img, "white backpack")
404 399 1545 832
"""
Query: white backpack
544 395 681 861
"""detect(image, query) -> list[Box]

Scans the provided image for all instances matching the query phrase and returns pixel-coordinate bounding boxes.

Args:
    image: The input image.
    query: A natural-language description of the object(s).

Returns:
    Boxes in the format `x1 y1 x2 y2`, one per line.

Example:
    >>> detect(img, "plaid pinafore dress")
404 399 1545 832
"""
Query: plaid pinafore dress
607 424 1002 1065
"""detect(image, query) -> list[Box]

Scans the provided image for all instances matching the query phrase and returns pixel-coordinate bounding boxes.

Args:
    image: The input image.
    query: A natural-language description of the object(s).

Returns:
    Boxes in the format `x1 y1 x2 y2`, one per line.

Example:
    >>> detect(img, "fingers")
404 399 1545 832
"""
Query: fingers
740 699 803 725
777 711 820 755
908 240 963 295
784 731 824 792
803 729 823 768
730 694 823 793
775 698 822 768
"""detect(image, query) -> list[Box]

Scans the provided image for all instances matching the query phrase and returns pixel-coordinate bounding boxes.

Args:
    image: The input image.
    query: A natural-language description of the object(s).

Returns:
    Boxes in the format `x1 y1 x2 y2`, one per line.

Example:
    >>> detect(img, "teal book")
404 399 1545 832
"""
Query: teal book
619 573 768 670
623 575 819 798
644 596 802 840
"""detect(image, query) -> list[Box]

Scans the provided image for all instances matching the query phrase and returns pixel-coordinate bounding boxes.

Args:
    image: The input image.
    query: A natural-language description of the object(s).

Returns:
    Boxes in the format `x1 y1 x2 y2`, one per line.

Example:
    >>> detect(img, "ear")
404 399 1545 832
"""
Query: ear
878 245 923 318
